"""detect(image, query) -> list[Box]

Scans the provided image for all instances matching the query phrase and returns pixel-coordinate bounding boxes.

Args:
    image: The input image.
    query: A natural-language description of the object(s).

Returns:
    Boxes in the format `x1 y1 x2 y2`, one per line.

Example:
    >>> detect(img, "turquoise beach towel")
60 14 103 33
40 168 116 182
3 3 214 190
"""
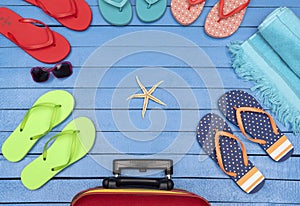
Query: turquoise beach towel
228 7 300 133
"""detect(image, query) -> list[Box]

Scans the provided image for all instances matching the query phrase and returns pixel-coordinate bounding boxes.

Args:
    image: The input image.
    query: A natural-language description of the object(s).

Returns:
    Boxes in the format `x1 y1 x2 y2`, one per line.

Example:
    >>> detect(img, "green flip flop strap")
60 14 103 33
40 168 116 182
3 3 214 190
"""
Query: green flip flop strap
42 129 79 171
144 0 160 8
20 102 62 141
104 0 128 11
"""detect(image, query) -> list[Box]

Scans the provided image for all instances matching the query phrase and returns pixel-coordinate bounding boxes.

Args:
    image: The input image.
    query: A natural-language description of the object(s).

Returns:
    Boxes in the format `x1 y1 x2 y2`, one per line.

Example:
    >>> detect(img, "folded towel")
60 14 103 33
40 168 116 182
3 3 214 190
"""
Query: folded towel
259 7 300 79
228 7 300 133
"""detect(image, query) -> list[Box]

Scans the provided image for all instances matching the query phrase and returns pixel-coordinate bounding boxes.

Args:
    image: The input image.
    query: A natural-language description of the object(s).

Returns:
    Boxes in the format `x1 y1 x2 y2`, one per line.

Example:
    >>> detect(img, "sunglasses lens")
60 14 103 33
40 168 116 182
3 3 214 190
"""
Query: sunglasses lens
31 68 50 82
53 62 72 78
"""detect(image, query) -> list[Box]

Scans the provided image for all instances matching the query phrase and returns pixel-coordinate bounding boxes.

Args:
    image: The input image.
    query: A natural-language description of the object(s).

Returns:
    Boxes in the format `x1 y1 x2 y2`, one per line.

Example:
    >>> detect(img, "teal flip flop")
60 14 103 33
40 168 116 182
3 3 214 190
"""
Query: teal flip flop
21 117 96 190
98 0 133 25
136 0 167 22
2 90 74 162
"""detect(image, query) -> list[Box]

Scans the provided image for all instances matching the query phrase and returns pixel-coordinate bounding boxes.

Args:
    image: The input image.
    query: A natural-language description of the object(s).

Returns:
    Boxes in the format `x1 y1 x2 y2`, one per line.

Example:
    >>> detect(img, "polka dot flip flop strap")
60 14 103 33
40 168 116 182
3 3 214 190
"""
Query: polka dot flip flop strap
204 0 250 38
197 113 265 194
218 90 294 162
171 0 206 26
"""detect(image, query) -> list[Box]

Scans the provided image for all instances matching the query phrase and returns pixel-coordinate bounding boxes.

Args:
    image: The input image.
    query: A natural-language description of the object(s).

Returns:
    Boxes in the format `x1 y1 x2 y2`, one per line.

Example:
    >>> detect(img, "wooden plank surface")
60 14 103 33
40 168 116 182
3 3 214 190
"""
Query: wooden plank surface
0 0 299 205
0 179 299 204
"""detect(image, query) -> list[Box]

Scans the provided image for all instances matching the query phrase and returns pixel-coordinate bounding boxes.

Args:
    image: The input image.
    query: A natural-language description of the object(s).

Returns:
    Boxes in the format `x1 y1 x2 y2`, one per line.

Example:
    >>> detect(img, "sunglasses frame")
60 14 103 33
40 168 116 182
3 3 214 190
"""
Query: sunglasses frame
30 61 73 83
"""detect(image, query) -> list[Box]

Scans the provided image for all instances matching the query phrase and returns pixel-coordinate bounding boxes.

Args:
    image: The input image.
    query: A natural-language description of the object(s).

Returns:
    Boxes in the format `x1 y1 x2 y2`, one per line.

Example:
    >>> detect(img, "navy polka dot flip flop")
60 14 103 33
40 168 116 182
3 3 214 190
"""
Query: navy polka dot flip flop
218 90 294 162
197 113 265 194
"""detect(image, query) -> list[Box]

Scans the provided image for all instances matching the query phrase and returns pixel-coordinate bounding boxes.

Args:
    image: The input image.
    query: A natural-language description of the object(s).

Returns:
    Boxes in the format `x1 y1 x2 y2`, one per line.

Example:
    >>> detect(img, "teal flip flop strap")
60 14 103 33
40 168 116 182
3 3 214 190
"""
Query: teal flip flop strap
104 0 128 11
42 130 79 171
20 102 62 140
144 0 160 8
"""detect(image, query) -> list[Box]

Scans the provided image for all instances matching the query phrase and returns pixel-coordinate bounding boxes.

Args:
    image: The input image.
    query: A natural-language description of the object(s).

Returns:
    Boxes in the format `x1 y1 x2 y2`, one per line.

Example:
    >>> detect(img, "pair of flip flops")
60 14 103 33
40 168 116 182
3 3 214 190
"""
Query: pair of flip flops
0 0 91 63
99 0 167 25
2 90 96 190
171 0 250 38
197 90 294 193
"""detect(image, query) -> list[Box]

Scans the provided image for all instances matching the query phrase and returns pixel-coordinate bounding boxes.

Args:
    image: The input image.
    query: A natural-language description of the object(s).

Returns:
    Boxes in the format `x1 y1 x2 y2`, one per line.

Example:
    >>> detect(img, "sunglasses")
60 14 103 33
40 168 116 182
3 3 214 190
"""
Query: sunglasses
30 61 73 82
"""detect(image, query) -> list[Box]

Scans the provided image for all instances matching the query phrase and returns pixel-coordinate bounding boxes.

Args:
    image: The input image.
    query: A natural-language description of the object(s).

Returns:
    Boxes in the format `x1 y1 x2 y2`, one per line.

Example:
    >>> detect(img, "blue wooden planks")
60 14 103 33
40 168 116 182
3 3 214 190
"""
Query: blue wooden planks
0 0 299 205
1 155 299 180
0 68 253 88
0 109 294 132
0 46 233 67
0 179 299 204
1 130 299 155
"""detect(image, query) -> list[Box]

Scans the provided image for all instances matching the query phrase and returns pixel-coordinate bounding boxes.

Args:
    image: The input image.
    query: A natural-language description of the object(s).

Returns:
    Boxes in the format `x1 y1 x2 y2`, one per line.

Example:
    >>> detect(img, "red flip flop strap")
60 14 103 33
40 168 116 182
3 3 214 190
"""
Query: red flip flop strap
188 0 205 6
8 18 55 50
35 0 78 19
218 0 250 21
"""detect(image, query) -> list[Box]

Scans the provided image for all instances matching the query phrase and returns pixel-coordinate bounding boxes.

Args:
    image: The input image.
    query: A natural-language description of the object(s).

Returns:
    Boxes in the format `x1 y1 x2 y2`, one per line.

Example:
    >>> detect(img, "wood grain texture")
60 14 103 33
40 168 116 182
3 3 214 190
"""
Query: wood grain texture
0 109 294 132
0 155 299 179
0 131 298 155
0 0 299 205
0 179 299 204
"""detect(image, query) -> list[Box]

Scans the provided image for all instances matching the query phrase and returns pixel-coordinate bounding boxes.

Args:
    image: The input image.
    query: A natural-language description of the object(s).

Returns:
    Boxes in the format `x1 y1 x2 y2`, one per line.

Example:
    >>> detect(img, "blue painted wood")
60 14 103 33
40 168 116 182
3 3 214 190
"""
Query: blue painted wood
0 0 299 205
0 46 249 68
0 68 252 88
0 88 254 109
1 155 299 179
0 109 294 132
0 179 299 204
1 130 298 155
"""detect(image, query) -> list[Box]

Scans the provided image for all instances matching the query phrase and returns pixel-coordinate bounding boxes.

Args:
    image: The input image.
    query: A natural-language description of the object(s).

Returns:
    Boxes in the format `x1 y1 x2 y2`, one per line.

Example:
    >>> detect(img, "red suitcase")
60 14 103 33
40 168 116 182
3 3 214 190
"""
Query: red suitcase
71 159 210 206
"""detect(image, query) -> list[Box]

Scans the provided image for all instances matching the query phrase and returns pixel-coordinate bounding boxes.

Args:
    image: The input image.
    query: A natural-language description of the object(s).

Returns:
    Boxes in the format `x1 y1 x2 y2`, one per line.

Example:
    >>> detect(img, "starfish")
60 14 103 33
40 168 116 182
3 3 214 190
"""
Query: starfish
127 76 166 118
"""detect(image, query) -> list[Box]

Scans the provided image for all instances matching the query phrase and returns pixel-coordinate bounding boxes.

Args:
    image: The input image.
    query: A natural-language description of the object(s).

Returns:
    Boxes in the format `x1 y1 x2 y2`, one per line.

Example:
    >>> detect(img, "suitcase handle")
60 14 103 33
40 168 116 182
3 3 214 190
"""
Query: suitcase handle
103 177 174 190
102 159 174 190
113 159 173 176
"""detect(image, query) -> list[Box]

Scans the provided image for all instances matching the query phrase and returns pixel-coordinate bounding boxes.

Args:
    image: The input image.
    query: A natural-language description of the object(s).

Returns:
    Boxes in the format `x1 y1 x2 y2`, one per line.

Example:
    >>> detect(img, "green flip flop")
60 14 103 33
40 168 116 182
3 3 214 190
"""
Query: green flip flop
21 117 96 190
136 0 167 22
98 0 133 25
2 90 74 162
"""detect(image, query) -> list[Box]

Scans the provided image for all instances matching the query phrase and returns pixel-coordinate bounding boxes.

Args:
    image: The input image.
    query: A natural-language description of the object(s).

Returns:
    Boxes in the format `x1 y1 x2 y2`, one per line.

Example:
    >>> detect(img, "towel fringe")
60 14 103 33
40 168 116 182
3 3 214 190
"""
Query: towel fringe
228 41 300 134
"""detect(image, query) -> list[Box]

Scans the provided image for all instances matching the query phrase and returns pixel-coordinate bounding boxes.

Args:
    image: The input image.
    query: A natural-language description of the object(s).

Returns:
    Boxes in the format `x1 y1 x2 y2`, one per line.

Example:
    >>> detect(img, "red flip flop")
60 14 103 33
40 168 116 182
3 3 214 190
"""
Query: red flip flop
25 0 92 31
204 0 250 38
171 0 206 26
0 8 70 63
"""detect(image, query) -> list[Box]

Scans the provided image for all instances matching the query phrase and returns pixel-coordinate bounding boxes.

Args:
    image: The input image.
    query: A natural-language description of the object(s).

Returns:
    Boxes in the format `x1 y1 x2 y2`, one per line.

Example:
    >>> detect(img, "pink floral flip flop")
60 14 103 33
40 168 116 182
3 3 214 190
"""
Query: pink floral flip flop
171 0 206 26
204 0 250 38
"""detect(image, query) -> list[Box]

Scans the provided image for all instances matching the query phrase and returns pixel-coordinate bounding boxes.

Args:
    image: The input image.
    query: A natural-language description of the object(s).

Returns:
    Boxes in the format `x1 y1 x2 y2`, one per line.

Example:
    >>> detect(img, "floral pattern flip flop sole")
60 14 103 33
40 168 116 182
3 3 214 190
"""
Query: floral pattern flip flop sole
204 0 250 38
171 0 206 26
